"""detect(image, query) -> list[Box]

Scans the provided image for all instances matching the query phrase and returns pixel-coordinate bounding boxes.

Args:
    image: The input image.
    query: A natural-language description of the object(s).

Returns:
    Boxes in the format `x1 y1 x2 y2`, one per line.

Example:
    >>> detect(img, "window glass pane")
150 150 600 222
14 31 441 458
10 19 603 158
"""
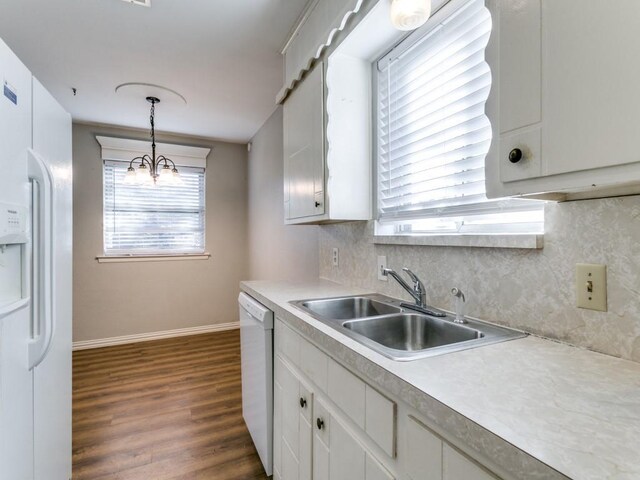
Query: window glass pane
103 161 206 255
376 0 544 235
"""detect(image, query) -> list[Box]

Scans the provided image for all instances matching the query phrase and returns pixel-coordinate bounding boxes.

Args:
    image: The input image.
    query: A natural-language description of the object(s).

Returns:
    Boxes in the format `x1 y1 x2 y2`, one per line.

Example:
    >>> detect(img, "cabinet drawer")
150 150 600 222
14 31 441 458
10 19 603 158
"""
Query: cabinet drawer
327 358 397 458
328 359 366 428
300 337 329 392
405 416 443 480
275 318 301 366
365 386 396 458
443 444 499 480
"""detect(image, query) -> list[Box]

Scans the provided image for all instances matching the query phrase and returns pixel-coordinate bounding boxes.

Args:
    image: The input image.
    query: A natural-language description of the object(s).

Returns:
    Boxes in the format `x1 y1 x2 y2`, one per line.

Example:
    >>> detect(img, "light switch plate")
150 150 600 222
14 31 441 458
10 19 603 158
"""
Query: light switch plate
377 256 388 281
332 248 339 267
576 264 607 312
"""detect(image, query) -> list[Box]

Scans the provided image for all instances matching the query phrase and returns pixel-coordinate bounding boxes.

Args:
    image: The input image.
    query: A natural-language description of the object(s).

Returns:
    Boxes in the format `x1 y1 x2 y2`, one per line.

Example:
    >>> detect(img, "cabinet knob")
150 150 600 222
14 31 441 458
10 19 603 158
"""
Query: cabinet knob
315 201 322 208
316 418 325 430
299 397 307 408
508 148 523 164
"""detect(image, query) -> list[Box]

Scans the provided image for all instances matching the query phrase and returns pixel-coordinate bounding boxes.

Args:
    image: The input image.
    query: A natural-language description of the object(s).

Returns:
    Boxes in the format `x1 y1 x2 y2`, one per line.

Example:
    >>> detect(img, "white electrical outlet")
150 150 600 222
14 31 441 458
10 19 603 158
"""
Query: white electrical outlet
377 255 388 281
576 263 607 312
332 248 339 267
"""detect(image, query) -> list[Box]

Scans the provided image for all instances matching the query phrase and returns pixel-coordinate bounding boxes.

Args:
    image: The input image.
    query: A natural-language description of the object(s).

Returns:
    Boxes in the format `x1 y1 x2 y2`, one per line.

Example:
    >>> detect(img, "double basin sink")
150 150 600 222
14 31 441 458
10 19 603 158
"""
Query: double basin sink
290 294 525 361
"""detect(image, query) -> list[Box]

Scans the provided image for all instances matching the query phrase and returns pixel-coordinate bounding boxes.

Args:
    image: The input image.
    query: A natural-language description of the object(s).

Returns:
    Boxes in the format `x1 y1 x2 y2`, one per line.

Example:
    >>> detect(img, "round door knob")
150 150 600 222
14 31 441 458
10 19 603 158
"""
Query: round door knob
316 418 325 430
508 148 523 164
299 397 307 408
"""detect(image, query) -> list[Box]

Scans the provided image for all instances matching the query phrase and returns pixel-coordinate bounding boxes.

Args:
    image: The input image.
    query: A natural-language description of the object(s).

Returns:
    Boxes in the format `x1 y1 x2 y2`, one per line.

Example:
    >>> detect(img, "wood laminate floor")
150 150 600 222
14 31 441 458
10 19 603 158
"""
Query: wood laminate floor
72 330 268 480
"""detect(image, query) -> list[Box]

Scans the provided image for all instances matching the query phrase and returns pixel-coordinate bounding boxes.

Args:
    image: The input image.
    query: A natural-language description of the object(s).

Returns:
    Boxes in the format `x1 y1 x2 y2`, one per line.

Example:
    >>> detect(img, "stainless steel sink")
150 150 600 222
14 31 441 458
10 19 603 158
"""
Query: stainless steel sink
290 294 526 361
343 314 483 351
299 296 401 320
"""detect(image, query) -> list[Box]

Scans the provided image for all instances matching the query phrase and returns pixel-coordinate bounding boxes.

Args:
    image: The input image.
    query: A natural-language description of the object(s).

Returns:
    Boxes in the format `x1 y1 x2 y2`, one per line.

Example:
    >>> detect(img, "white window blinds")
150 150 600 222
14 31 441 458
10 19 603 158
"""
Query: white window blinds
103 161 206 255
376 0 544 234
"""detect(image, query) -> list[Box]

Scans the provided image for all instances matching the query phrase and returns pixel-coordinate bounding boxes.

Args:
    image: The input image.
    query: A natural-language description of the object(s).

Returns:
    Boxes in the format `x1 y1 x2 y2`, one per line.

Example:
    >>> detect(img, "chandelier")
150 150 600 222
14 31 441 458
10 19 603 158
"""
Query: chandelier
124 96 181 186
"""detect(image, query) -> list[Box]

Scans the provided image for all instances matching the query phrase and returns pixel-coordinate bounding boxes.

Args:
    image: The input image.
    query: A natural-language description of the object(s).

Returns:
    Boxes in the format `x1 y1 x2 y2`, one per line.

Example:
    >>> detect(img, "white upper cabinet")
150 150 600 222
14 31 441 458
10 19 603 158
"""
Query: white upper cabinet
283 60 372 224
485 0 640 199
283 62 326 223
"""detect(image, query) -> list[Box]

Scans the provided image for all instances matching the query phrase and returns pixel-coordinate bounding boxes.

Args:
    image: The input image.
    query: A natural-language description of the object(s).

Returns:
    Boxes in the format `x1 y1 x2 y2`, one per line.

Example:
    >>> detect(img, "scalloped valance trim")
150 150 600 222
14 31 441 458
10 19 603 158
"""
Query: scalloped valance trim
276 0 365 104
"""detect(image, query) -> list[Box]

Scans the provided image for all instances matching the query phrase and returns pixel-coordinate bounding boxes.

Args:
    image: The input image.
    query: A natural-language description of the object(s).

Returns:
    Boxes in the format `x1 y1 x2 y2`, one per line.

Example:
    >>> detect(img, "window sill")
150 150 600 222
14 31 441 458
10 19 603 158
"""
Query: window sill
372 234 544 249
96 253 211 263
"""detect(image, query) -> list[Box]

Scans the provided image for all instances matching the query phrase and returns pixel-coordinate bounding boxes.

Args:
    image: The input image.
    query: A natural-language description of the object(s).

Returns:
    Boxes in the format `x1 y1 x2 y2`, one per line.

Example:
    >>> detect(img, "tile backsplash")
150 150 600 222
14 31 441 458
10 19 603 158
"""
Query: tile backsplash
319 195 640 362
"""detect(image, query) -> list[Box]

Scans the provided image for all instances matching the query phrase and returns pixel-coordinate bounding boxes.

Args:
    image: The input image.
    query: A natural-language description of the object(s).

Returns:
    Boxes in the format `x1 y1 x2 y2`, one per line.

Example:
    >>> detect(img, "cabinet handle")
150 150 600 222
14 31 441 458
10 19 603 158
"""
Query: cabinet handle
508 148 523 164
315 201 322 208
299 397 307 408
316 418 325 430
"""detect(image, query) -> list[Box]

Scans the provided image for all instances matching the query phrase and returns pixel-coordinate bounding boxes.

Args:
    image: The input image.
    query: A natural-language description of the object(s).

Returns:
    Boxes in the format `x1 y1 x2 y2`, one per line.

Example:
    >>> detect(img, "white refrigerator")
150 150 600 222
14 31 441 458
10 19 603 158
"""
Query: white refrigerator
0 38 72 480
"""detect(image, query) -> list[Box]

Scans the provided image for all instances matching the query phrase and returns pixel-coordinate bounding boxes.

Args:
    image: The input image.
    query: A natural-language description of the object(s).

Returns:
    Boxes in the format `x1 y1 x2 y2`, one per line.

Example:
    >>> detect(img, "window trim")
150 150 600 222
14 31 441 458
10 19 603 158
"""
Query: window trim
96 136 210 169
96 253 211 263
102 160 207 257
96 135 211 257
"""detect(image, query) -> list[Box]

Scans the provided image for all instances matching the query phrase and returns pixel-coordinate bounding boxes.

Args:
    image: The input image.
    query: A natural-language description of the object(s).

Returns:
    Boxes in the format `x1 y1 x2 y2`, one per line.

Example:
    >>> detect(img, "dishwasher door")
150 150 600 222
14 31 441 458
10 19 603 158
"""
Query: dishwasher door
239 292 274 476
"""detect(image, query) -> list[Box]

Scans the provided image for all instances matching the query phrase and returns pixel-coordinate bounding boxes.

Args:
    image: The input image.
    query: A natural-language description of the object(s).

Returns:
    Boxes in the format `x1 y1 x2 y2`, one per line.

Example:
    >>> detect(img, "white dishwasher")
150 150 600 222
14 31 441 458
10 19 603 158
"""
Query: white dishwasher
239 292 274 476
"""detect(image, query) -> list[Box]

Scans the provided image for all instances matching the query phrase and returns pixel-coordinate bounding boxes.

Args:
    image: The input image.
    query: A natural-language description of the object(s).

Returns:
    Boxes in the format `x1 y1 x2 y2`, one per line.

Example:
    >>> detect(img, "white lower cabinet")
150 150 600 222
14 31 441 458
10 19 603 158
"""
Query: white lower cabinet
315 396 365 480
404 415 499 480
405 416 443 480
274 355 313 480
273 318 503 480
274 352 394 480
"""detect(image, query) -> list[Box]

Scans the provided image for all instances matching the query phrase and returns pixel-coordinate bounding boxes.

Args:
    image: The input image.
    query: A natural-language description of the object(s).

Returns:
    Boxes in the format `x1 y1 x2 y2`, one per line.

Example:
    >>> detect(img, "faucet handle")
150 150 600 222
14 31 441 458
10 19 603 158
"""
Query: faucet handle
451 287 465 301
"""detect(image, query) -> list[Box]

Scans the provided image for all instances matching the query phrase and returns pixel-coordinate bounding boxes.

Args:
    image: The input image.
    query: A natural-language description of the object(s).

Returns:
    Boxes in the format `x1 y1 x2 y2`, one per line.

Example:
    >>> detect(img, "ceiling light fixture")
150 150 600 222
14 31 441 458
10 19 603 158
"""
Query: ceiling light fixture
124 97 181 186
390 0 432 31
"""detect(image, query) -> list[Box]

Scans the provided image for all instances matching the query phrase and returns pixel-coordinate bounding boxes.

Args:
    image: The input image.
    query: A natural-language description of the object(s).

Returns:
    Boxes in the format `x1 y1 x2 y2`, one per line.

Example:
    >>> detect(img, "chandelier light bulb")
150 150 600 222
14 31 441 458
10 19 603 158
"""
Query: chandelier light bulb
171 168 183 185
124 167 137 185
390 0 431 31
157 165 174 186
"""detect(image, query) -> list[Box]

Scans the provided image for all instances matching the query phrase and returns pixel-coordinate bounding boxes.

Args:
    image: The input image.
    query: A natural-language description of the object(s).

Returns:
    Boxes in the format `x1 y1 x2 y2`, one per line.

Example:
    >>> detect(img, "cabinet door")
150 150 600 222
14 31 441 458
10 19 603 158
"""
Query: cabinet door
404 416 443 480
283 62 325 221
274 355 313 480
313 396 369 480
541 0 640 176
443 444 498 480
492 0 640 195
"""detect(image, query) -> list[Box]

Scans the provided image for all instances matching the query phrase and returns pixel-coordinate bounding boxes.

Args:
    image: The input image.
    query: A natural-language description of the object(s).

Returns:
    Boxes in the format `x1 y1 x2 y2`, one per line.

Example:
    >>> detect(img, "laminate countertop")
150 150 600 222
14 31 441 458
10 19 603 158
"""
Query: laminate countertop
241 279 640 480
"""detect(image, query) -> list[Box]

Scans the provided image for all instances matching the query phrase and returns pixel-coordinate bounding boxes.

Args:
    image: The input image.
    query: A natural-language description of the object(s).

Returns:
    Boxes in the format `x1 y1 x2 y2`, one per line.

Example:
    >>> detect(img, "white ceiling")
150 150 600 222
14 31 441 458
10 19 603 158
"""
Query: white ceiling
0 0 311 142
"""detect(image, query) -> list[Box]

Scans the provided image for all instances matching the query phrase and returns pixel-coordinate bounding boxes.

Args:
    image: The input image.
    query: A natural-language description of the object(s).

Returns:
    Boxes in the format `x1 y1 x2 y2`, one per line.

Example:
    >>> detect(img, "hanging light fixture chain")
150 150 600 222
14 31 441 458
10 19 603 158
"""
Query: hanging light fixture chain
123 96 180 186
149 99 156 149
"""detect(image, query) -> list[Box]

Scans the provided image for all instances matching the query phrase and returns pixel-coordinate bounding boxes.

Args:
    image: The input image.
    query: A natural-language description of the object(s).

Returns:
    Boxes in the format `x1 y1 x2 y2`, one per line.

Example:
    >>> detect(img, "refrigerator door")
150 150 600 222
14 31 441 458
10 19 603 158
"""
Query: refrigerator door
31 78 72 480
0 37 34 480
0 302 34 480
0 38 31 208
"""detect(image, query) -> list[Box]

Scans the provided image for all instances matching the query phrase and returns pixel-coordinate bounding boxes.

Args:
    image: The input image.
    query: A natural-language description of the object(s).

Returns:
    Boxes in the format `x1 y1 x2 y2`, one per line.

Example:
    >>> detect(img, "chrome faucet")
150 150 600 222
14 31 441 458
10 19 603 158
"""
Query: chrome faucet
382 267 445 317
382 267 426 307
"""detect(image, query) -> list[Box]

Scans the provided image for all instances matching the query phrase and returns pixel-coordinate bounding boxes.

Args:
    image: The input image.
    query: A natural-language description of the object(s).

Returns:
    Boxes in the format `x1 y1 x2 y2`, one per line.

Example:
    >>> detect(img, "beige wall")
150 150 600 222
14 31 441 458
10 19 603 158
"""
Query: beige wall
72 122 248 342
247 108 319 281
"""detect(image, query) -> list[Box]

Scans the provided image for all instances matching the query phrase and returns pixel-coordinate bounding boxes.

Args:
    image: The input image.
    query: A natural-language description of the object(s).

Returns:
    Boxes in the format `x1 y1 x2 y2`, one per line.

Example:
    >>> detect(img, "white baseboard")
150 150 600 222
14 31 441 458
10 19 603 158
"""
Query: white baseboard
72 322 240 351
